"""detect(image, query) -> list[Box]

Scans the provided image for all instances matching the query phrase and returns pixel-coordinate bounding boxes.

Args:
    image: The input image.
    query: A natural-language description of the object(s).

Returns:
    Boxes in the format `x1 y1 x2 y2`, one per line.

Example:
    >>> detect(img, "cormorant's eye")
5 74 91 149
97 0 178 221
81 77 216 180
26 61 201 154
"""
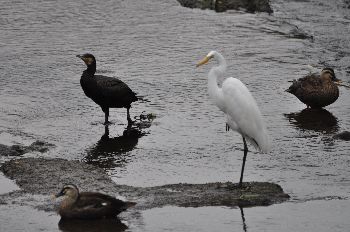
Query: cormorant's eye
84 57 94 65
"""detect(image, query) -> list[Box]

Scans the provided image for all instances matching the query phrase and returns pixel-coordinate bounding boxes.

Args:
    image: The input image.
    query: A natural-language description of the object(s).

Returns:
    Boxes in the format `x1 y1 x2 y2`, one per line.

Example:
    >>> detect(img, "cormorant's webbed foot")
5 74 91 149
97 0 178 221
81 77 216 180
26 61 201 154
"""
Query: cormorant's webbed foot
127 117 135 125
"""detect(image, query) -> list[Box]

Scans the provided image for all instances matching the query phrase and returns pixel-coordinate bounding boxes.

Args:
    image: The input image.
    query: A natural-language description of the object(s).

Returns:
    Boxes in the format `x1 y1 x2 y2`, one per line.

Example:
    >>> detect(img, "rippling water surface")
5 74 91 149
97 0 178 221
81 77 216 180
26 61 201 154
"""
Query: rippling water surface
0 0 350 231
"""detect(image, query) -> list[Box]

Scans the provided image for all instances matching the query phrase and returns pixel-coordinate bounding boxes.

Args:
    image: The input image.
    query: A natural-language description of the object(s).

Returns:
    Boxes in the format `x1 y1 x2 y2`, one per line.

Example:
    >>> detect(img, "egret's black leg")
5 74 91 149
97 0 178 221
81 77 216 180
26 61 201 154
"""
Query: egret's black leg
103 108 110 125
101 124 110 141
239 137 248 188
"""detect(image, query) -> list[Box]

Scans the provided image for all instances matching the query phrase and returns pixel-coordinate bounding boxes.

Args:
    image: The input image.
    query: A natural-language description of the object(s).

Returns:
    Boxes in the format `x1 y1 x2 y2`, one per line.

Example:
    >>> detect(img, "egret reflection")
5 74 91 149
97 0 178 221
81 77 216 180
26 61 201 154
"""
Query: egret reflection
239 206 248 232
284 108 339 134
58 218 127 232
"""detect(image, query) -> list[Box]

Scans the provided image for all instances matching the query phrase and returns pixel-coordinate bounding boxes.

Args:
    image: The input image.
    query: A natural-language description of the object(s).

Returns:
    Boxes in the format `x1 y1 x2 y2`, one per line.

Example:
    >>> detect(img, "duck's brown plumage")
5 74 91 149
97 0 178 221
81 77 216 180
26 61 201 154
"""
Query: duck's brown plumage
286 68 339 108
56 184 136 219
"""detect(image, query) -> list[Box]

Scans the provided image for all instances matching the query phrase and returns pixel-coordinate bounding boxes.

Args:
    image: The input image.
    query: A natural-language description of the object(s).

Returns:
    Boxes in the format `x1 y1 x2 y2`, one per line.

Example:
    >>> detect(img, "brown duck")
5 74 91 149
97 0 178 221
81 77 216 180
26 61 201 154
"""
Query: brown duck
55 184 136 219
286 68 340 108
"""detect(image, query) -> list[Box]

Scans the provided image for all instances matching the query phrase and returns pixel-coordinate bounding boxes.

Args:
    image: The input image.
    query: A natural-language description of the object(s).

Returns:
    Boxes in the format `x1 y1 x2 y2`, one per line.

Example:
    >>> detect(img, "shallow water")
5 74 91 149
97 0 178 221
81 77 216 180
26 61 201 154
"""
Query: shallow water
1 0 350 231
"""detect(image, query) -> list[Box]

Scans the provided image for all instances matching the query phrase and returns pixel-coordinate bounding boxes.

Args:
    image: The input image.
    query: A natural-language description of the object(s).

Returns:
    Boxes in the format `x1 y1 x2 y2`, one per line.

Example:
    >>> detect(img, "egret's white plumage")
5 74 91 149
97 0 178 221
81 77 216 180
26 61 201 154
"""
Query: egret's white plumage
196 50 270 187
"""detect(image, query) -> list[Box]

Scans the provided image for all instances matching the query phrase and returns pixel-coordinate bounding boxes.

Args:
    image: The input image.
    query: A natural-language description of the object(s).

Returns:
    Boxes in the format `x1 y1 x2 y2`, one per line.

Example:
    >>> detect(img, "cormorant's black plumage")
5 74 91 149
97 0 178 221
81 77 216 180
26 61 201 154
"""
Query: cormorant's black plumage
77 53 138 124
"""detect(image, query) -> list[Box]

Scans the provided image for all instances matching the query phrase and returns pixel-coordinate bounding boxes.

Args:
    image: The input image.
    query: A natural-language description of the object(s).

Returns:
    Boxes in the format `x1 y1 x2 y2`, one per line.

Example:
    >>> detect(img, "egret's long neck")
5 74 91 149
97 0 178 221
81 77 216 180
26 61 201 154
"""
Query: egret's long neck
208 52 226 111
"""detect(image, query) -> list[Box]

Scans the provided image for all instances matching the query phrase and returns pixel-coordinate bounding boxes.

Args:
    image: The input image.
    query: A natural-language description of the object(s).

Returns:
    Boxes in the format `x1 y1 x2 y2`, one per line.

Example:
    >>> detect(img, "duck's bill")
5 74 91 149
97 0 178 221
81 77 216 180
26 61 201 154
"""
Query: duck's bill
335 82 350 89
55 191 64 198
334 77 342 83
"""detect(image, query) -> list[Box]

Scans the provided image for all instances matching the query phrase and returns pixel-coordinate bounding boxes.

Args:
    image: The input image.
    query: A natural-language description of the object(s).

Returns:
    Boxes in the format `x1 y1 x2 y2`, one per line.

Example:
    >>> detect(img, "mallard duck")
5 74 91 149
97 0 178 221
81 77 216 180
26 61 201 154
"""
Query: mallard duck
55 184 136 219
77 53 140 124
286 68 340 108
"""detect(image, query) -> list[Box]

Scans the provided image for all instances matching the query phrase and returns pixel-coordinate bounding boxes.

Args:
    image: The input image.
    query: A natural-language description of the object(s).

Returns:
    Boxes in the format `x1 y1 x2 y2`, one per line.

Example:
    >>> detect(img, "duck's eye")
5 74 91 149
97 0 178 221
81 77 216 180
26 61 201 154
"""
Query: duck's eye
63 188 69 194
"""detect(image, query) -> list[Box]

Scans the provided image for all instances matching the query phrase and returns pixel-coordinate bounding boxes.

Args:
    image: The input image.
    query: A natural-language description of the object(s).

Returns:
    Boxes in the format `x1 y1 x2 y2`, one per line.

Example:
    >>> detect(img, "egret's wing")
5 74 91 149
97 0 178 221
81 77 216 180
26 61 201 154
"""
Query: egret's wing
222 78 270 152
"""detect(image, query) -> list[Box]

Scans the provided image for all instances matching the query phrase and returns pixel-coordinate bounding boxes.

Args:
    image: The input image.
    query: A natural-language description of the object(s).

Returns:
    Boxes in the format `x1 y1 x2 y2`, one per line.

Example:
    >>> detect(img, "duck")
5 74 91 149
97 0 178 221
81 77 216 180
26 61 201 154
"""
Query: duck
77 53 140 125
55 184 136 219
286 68 341 108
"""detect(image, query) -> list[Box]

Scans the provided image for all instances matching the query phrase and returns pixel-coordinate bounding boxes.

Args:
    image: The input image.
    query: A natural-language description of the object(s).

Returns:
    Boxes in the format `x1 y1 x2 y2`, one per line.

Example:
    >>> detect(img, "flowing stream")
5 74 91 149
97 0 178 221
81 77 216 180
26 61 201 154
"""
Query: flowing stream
0 0 349 231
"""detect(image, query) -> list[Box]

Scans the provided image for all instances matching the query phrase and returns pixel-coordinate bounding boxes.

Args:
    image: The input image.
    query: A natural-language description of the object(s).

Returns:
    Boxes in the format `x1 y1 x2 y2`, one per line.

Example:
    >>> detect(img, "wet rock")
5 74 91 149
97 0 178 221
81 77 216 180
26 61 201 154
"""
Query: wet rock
137 181 289 208
1 158 289 211
333 131 350 141
177 0 273 13
345 0 350 9
0 141 55 156
288 26 313 40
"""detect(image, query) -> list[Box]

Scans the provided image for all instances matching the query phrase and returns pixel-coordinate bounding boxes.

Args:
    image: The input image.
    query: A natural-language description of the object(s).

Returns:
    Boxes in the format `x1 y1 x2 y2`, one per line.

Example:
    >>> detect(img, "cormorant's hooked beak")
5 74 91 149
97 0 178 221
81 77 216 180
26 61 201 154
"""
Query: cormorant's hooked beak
76 54 95 66
196 56 212 67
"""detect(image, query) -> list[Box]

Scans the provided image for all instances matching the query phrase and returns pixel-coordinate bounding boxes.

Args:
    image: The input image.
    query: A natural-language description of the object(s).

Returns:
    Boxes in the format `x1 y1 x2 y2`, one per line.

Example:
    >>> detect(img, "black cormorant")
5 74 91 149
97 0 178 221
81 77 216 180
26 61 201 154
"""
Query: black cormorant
286 68 340 108
77 53 139 124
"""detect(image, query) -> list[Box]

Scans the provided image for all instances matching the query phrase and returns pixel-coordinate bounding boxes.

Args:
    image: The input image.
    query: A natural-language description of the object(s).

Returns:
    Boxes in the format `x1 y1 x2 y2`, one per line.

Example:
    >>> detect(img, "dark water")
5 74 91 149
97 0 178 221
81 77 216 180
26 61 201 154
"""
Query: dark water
1 0 350 231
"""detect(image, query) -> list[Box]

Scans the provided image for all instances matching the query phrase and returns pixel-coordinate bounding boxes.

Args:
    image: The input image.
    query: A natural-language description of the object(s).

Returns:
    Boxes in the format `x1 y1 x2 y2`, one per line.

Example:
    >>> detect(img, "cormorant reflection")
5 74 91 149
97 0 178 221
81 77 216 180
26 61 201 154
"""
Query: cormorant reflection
284 108 339 134
84 124 144 169
58 218 127 232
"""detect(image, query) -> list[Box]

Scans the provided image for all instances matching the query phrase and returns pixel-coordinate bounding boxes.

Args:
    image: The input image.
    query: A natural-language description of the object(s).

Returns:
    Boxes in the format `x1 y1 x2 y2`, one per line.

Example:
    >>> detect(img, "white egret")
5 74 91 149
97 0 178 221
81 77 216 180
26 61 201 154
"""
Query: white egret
196 50 270 187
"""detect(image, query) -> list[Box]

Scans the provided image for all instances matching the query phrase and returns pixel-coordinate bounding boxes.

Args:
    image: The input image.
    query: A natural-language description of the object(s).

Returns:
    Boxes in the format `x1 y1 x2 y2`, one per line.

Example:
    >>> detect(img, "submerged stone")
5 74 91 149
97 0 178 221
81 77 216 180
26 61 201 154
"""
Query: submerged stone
333 131 350 141
1 158 289 211
0 141 55 157
177 0 273 13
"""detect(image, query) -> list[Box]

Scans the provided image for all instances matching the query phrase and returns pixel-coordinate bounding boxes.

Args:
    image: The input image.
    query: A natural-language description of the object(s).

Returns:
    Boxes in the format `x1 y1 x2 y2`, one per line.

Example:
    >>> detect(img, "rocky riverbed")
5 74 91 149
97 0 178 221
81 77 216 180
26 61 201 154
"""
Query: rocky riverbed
0 157 289 213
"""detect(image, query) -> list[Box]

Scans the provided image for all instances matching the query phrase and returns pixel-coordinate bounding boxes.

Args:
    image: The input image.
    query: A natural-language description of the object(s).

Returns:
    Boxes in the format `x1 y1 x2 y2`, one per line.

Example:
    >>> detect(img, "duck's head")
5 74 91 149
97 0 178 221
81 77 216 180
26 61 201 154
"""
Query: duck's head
55 184 79 199
321 67 341 82
76 53 96 67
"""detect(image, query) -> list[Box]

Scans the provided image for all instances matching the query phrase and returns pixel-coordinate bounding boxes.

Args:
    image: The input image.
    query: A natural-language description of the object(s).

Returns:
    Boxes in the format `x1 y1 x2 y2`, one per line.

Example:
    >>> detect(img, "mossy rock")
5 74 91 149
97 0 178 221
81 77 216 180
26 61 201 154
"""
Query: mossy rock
1 158 289 211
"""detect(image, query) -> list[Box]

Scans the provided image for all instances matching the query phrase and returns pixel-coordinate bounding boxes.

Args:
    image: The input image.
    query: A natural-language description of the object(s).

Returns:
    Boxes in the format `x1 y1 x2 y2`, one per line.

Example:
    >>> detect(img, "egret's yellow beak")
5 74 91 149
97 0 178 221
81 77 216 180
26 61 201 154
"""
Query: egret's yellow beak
196 56 211 67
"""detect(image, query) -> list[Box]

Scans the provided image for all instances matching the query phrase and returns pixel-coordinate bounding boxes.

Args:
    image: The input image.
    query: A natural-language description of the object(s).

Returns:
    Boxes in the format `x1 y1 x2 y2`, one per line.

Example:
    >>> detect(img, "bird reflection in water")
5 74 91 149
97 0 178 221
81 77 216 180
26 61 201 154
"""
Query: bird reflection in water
239 206 248 232
58 218 127 232
284 108 339 134
84 113 153 169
